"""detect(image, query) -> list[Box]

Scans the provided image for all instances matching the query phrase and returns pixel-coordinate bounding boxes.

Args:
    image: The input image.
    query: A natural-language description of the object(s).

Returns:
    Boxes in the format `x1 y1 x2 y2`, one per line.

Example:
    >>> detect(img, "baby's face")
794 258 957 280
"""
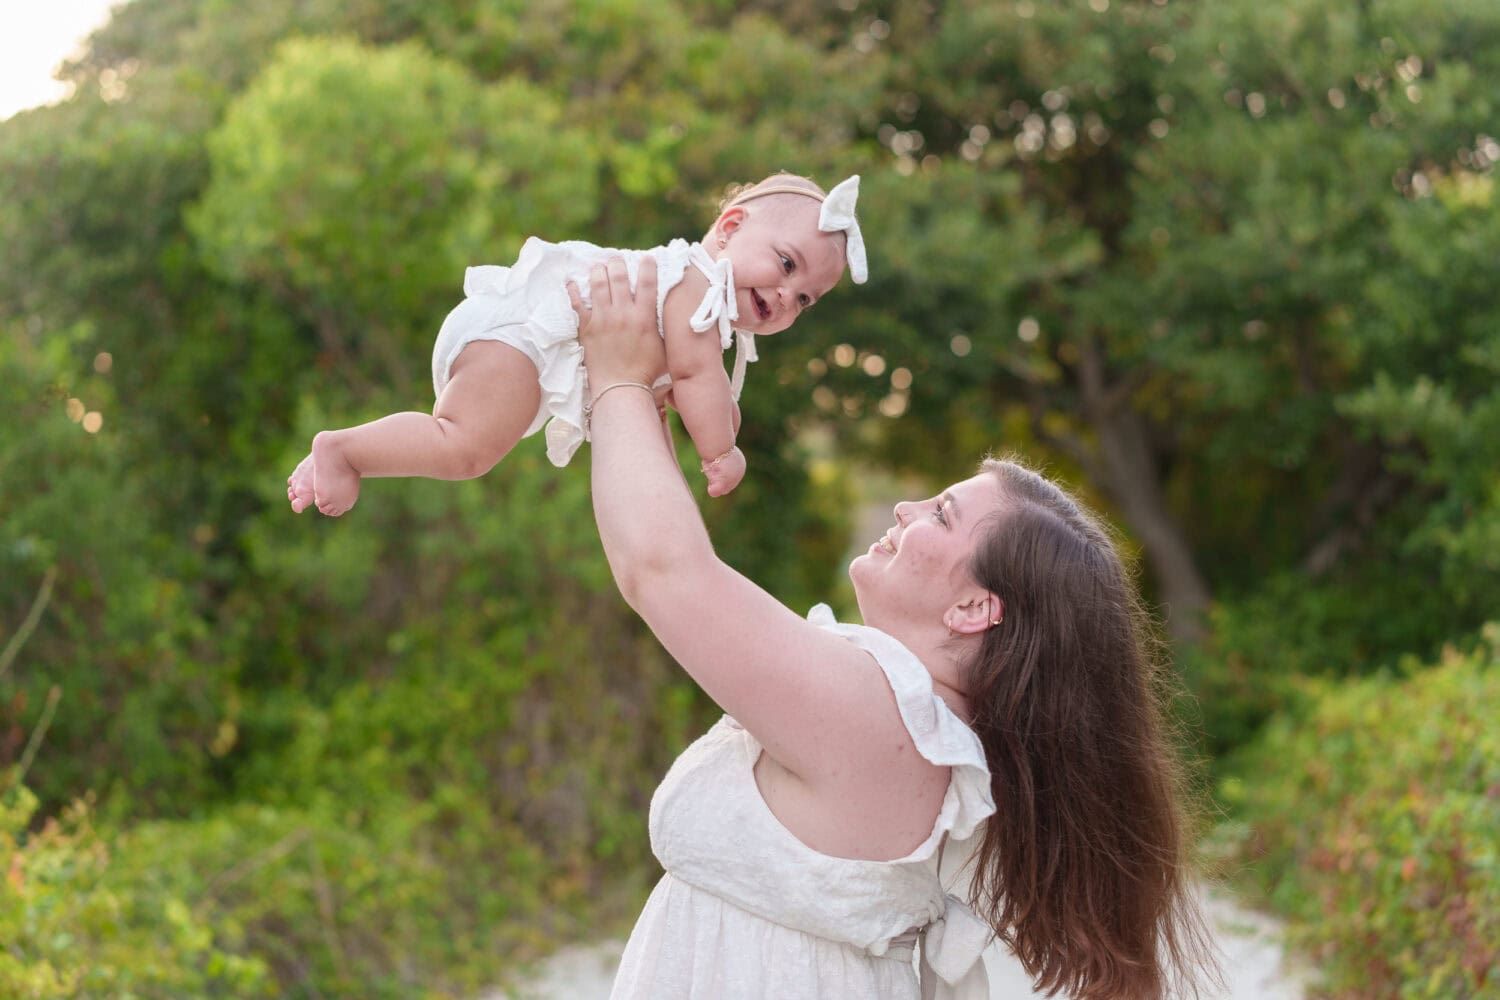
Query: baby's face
718 203 847 336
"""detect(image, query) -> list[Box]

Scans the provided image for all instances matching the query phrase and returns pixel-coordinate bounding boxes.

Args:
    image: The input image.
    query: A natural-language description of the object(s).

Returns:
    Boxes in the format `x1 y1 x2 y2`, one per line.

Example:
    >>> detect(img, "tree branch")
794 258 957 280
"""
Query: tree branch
14 685 62 787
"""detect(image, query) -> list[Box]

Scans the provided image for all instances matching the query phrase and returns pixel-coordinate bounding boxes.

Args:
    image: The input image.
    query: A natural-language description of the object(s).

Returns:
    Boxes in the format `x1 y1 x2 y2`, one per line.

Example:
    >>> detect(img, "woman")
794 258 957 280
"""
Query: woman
572 257 1214 1000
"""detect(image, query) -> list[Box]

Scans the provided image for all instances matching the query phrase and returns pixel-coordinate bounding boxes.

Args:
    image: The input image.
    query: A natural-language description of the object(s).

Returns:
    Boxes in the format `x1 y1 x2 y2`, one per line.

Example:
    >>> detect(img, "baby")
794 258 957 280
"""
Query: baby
287 172 867 515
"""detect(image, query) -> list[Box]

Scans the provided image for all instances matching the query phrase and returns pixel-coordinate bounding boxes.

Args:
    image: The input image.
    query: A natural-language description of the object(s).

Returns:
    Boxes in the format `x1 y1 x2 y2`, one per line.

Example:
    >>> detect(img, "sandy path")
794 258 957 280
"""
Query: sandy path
494 886 1305 999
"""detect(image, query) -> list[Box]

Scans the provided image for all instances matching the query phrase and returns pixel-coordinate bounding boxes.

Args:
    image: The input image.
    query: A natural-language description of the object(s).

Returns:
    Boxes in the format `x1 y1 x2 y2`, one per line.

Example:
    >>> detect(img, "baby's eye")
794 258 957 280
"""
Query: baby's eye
798 293 812 308
779 253 794 274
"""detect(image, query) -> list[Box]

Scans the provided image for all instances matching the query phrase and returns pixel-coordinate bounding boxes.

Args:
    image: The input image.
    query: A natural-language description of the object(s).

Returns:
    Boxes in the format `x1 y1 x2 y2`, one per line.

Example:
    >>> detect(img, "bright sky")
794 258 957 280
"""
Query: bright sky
0 0 121 120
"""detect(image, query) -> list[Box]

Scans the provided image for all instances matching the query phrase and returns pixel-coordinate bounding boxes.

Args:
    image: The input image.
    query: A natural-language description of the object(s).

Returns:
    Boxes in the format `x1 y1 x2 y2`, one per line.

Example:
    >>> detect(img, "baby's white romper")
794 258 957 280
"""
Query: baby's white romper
430 237 755 468
432 238 756 470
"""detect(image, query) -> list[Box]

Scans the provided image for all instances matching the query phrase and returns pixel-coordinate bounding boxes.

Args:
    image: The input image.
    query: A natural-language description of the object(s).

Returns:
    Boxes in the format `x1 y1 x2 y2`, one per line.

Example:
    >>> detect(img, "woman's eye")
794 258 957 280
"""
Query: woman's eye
779 253 794 274
932 505 948 525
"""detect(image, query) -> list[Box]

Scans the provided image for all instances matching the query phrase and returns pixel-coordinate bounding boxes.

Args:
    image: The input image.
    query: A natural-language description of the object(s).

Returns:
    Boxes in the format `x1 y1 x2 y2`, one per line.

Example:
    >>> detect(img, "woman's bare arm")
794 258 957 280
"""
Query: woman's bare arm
576 259 913 787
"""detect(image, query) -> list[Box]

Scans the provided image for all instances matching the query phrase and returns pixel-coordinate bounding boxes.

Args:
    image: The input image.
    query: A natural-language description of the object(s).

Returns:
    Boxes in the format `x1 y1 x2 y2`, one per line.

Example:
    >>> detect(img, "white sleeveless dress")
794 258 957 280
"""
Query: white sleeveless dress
610 604 997 1000
430 237 756 468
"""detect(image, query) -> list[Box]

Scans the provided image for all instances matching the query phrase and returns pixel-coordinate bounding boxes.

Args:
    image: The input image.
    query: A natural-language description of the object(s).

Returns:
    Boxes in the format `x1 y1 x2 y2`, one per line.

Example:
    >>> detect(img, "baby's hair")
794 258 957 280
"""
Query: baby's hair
717 172 828 214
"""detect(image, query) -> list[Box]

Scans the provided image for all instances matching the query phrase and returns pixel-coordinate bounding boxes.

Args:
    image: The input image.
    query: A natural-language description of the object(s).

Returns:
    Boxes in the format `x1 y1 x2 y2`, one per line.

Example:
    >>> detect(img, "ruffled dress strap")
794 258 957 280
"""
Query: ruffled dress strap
680 242 758 401
807 603 995 1000
806 604 994 850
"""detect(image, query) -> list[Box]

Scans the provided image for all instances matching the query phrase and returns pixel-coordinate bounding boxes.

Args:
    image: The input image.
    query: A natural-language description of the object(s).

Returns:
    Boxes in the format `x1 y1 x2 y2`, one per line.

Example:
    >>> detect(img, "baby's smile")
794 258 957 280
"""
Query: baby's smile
750 289 772 322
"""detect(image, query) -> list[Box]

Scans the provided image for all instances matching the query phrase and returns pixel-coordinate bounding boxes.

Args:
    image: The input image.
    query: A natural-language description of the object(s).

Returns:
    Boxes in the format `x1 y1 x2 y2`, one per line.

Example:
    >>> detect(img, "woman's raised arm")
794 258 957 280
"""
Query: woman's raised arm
573 259 914 791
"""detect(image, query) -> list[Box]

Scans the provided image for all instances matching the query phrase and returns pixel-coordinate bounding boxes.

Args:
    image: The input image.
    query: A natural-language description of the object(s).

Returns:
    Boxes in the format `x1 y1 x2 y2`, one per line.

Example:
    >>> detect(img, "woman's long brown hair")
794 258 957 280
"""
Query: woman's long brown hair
961 458 1217 999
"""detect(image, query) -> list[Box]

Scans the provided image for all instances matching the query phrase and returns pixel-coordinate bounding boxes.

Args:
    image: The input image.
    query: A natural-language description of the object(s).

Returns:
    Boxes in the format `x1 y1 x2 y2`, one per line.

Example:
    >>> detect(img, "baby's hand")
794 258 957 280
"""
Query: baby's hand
701 446 746 498
654 382 675 415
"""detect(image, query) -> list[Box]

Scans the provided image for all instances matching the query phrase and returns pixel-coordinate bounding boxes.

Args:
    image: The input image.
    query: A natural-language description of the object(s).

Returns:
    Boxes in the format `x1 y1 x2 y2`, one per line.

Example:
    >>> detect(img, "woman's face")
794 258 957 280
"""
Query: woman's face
849 472 1004 631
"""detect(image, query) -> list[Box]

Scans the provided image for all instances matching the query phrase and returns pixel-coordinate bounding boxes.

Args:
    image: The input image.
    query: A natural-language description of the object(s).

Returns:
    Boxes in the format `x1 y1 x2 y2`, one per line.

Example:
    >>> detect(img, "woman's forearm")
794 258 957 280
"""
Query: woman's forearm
589 383 715 602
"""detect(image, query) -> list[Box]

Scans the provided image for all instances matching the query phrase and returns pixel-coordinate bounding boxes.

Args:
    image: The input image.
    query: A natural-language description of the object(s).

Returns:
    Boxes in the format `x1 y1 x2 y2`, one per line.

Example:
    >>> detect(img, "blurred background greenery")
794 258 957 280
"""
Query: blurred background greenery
1 0 1496 996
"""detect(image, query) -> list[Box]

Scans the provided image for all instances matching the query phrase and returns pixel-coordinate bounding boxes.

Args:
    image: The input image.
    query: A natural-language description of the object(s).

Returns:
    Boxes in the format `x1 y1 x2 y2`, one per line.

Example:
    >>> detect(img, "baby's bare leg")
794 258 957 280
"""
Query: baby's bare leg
301 341 542 516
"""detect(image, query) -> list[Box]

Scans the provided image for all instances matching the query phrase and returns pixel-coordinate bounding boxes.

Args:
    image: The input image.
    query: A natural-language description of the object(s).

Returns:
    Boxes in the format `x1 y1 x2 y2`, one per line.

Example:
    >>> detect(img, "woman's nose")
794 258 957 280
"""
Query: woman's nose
893 500 912 524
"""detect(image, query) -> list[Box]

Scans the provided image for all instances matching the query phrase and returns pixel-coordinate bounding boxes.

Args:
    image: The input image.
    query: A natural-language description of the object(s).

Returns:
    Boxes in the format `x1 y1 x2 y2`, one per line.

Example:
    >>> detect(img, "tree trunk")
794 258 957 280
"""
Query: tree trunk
1075 340 1212 646
1090 408 1212 645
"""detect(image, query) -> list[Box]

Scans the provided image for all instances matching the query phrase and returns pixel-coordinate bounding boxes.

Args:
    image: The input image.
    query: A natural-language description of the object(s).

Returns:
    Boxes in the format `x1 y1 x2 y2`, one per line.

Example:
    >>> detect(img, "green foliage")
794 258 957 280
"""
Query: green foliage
1342 173 1500 605
0 325 244 814
1180 547 1470 758
4 0 1500 994
1218 632 1500 998
0 781 272 998
1181 168 1500 754
99 796 629 1000
777 0 1500 653
191 36 600 351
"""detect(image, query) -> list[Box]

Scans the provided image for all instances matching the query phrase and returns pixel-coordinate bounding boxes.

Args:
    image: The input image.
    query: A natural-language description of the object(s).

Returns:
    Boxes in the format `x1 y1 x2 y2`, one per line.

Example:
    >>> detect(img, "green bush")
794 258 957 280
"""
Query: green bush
0 325 246 815
1180 553 1474 760
105 797 587 1000
0 780 272 998
1218 628 1500 998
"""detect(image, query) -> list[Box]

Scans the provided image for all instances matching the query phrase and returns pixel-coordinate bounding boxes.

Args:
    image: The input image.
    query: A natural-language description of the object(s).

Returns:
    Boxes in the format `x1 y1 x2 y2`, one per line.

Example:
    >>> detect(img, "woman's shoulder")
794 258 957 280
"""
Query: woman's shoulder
805 605 996 846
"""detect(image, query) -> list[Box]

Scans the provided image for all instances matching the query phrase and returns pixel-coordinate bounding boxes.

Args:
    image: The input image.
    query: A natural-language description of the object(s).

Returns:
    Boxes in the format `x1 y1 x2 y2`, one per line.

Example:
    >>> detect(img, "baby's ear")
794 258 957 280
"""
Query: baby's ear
715 205 748 239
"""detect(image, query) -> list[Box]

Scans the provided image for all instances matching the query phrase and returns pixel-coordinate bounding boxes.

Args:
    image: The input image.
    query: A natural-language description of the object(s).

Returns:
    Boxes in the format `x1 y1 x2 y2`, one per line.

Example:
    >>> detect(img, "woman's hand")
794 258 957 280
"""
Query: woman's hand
570 256 666 390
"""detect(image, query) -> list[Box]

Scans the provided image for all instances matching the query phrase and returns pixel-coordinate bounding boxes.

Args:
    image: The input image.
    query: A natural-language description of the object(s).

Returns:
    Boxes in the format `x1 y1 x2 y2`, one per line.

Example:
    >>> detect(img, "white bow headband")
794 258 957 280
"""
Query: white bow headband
726 175 868 284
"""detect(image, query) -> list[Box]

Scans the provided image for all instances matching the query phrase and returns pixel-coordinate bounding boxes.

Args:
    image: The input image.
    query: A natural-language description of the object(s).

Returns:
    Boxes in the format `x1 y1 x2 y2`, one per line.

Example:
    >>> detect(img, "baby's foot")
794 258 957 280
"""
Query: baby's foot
287 453 317 513
702 445 746 498
310 431 361 516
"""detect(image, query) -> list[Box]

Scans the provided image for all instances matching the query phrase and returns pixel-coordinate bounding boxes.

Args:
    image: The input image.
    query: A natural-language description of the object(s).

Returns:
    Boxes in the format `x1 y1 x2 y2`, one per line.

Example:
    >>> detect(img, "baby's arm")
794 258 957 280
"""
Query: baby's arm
661 269 745 497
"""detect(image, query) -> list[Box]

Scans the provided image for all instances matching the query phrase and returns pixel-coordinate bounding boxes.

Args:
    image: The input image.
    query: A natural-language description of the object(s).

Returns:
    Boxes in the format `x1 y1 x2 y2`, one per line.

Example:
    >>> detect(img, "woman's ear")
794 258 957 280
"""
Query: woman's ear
944 591 1004 636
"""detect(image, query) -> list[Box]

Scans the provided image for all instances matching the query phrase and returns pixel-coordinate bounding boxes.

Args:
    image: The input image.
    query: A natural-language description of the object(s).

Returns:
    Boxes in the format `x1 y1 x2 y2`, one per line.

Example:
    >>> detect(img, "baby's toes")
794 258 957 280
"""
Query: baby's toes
286 455 319 512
